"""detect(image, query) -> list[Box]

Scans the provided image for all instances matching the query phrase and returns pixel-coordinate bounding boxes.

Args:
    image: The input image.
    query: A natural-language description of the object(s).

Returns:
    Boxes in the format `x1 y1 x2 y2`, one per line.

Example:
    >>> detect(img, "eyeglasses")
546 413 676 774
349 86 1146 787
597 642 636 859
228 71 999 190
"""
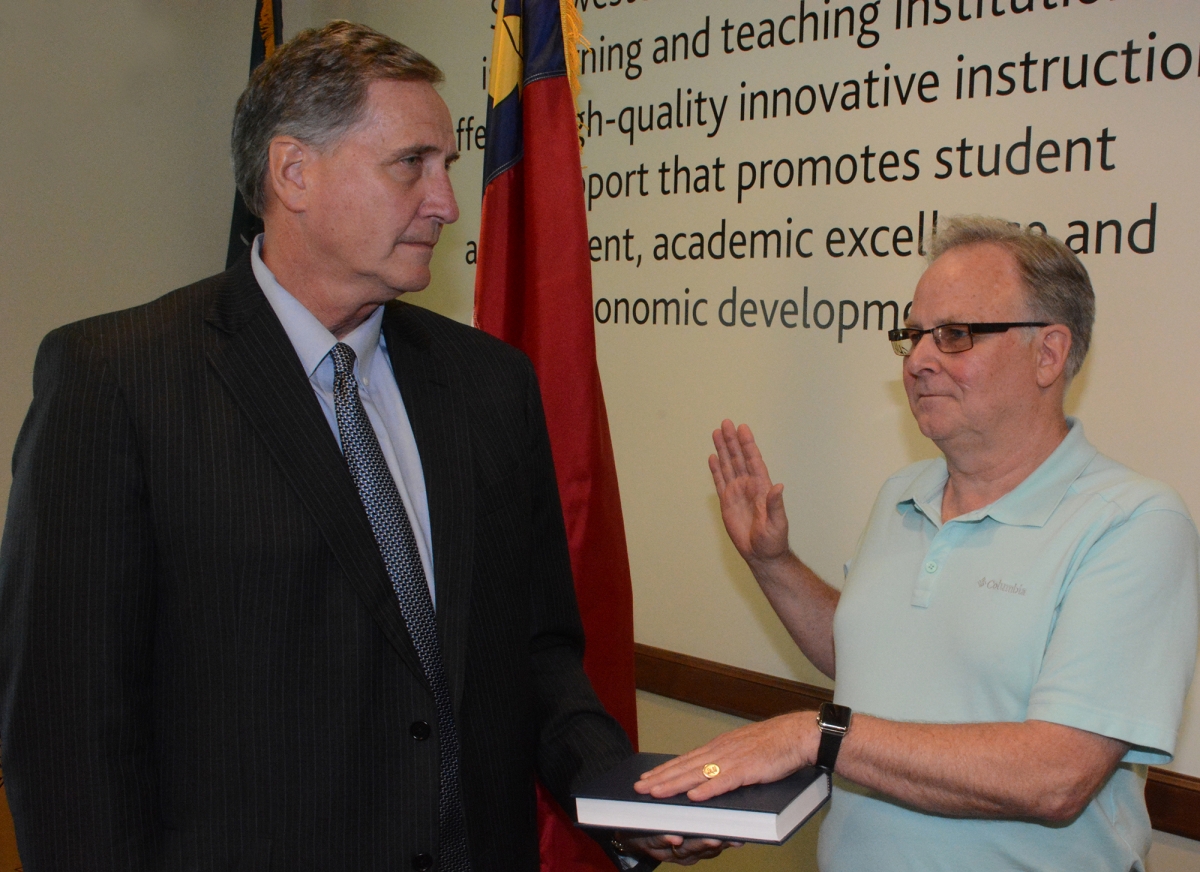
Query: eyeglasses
888 322 1049 356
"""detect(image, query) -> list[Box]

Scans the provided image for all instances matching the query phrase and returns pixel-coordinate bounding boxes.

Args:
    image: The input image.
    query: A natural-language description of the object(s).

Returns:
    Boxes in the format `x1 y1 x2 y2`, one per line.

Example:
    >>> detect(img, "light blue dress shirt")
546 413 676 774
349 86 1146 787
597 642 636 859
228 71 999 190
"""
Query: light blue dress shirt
822 418 1200 872
251 236 437 604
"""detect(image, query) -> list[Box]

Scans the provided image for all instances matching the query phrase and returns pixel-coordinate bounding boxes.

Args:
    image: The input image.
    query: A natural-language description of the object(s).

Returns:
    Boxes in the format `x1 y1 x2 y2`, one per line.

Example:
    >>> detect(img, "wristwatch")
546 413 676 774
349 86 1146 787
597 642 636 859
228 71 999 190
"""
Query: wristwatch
815 702 852 772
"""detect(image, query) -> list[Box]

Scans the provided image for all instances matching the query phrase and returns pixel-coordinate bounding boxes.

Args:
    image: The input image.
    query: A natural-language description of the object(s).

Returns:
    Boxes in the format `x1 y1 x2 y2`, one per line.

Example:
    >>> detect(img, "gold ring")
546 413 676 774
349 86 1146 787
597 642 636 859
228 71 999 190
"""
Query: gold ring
702 762 720 779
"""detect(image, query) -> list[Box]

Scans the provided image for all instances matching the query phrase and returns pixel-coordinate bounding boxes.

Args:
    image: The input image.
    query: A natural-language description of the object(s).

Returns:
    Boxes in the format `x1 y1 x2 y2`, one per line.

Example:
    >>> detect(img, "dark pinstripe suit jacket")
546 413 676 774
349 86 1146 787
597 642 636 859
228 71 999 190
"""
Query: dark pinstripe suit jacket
0 257 633 871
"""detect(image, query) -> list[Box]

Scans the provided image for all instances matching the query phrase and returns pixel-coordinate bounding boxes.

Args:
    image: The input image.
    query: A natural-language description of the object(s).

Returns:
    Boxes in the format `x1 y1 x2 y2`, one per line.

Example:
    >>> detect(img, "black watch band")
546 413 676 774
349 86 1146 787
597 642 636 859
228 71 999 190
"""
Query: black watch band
815 702 852 772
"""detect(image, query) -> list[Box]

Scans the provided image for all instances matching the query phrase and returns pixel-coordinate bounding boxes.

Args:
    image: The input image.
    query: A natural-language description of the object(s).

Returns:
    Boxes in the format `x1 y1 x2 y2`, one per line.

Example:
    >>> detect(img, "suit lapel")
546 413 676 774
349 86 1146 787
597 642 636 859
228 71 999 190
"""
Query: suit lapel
203 263 427 683
382 303 475 711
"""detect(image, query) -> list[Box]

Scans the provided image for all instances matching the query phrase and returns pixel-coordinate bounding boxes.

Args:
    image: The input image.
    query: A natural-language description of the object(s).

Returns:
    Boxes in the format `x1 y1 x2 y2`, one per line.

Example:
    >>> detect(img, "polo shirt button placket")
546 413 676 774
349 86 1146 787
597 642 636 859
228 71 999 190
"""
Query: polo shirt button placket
912 553 941 608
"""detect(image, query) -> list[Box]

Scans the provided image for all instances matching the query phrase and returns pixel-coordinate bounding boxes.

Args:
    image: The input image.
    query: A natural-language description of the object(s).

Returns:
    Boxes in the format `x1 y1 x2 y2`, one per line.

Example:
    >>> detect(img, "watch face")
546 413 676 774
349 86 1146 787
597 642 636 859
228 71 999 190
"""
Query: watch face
819 703 852 732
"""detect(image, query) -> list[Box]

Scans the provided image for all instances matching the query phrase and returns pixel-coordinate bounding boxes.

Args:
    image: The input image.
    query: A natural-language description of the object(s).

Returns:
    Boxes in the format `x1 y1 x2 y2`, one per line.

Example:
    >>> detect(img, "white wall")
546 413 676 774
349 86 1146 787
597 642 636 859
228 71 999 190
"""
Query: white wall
1 1 240 477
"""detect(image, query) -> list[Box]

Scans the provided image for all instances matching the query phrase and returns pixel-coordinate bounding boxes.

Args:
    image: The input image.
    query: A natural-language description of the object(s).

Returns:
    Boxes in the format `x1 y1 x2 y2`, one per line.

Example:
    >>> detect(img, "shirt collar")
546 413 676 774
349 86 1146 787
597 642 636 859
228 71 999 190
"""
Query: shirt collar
251 234 384 378
897 456 950 525
897 418 1097 528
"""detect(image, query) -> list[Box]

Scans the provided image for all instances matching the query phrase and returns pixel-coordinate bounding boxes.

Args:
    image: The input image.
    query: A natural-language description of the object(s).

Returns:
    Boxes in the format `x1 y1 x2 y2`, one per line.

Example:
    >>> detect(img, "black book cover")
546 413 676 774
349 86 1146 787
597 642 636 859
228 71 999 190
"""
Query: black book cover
574 752 830 843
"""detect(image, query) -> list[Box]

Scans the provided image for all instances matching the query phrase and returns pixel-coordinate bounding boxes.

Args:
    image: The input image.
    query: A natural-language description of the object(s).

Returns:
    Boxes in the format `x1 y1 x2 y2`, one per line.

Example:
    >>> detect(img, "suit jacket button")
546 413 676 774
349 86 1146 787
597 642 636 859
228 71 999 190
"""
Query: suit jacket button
410 720 431 740
412 852 434 870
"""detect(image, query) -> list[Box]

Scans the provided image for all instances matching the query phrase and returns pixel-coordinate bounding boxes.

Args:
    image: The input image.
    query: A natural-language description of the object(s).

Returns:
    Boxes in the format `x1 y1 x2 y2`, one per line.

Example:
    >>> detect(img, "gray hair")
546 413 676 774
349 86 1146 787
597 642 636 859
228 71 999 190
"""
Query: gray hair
928 215 1095 380
231 20 443 217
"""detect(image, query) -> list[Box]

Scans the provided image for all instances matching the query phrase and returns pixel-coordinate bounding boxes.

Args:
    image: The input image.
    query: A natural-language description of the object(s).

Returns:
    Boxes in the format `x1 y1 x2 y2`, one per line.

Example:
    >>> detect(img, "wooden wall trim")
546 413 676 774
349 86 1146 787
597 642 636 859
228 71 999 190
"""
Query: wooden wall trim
634 643 1200 842
635 643 832 720
1145 767 1200 842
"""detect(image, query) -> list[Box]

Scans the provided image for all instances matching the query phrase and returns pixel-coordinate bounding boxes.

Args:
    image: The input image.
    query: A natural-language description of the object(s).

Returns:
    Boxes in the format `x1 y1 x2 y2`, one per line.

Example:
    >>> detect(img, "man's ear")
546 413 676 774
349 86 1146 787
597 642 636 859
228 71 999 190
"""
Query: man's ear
1035 324 1072 388
265 137 312 214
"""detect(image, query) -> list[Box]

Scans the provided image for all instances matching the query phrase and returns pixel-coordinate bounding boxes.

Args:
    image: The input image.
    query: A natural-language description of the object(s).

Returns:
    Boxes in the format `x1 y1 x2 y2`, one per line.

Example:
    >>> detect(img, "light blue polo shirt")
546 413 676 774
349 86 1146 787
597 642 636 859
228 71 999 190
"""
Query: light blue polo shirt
821 419 1199 872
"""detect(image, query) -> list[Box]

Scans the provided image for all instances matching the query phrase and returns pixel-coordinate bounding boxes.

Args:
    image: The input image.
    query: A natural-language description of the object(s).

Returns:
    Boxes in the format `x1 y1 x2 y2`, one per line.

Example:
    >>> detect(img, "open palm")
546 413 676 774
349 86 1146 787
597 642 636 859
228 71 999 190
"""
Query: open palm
709 420 790 564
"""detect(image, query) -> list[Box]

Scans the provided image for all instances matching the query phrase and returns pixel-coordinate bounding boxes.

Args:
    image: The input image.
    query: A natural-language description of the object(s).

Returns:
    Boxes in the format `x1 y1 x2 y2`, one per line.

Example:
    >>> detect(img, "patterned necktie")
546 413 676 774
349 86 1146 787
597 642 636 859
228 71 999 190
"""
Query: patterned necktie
330 342 471 871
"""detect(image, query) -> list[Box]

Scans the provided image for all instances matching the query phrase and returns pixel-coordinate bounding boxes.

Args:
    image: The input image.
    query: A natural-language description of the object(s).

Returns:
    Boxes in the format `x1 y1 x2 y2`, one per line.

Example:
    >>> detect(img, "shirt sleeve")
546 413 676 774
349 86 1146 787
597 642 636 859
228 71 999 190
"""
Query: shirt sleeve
1026 506 1200 764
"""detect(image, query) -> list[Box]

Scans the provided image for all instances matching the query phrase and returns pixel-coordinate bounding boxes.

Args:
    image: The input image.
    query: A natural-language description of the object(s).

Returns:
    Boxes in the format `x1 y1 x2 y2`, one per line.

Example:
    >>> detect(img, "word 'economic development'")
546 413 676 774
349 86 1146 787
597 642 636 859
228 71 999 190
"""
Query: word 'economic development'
593 286 909 345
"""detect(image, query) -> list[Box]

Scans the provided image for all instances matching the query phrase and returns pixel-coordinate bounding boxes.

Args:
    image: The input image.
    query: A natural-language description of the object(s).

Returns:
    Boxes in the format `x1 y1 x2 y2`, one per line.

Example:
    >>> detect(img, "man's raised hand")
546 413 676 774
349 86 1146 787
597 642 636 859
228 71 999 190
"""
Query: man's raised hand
709 420 790 566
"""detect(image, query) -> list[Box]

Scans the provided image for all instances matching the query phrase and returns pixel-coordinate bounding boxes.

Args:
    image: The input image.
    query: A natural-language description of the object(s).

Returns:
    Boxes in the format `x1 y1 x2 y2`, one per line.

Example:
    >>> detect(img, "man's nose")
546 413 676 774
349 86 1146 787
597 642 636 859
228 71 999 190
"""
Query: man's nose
904 331 942 374
426 170 460 225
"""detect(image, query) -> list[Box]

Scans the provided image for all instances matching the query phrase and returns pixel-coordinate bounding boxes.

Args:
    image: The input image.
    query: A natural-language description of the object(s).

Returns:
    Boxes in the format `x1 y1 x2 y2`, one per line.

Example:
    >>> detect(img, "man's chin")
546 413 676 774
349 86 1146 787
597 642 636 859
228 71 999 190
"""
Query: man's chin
381 268 432 296
912 410 954 442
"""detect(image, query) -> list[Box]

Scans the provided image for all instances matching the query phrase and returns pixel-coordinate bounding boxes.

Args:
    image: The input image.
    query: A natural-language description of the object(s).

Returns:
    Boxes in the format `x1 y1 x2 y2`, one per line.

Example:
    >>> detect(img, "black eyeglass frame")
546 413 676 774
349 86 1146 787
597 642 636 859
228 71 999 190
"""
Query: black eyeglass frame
888 322 1050 356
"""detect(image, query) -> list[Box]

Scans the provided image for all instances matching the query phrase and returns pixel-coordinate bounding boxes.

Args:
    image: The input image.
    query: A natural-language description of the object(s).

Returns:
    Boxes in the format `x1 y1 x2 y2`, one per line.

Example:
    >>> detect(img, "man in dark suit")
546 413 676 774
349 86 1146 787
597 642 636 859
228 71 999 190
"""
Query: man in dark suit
0 21 724 871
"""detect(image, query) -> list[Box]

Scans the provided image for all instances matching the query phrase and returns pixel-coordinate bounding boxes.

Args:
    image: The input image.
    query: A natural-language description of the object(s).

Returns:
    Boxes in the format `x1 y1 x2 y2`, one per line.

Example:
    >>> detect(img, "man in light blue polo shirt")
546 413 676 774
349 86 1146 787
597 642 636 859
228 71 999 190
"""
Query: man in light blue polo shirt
637 216 1200 869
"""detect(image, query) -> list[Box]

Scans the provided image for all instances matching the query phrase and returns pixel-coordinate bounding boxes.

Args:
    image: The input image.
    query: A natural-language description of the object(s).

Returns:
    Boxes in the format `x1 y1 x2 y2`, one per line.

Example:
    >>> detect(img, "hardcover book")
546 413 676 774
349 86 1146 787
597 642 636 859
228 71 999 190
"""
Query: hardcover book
574 752 830 844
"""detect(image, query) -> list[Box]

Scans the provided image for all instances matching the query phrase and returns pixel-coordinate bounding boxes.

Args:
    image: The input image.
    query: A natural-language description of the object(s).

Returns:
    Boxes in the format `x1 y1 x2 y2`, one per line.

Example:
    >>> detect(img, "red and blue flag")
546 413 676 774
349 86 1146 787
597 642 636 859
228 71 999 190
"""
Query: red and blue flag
475 2 639 869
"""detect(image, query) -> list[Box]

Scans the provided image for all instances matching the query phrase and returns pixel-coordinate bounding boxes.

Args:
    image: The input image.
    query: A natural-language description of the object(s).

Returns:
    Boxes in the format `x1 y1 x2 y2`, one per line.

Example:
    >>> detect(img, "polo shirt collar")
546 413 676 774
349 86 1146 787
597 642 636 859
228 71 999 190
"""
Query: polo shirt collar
897 418 1097 529
898 458 950 526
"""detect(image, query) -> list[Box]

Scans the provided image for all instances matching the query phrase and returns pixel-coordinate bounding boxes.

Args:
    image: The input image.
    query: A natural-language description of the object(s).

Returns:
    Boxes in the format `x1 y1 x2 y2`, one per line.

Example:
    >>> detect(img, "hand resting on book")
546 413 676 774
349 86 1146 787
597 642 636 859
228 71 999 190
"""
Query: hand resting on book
634 711 817 803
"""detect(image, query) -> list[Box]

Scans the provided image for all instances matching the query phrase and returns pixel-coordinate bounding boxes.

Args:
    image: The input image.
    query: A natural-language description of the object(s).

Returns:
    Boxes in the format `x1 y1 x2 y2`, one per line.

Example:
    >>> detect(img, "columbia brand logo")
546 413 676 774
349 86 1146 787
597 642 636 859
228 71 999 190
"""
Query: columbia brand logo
977 577 1026 596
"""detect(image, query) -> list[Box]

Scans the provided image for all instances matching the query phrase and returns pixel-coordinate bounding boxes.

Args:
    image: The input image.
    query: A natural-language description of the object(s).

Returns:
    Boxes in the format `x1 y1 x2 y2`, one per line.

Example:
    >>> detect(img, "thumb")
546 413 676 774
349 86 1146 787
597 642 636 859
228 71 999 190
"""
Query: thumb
765 482 786 521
